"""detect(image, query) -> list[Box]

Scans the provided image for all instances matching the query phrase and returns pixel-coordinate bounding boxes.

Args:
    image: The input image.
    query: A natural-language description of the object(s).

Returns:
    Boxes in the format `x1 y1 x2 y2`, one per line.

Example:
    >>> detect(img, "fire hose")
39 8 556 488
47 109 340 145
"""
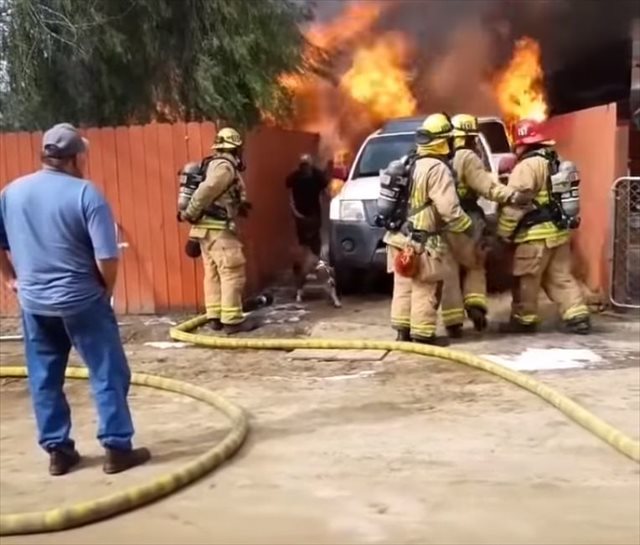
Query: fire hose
1 314 638 536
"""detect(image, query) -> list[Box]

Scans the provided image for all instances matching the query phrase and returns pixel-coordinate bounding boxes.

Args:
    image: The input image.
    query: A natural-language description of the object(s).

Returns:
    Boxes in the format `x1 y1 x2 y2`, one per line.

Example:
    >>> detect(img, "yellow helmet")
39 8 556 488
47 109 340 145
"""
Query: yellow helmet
416 113 453 156
451 114 479 137
451 113 479 150
212 127 243 150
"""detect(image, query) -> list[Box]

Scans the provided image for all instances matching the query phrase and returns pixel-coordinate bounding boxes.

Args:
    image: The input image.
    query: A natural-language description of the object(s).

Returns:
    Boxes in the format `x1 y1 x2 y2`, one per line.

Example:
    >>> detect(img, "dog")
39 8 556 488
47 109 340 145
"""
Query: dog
293 249 342 308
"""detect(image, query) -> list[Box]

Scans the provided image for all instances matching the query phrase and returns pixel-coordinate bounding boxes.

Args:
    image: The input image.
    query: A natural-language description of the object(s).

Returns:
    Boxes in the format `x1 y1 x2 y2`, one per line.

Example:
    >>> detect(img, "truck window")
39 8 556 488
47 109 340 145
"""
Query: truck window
479 121 511 153
353 134 416 178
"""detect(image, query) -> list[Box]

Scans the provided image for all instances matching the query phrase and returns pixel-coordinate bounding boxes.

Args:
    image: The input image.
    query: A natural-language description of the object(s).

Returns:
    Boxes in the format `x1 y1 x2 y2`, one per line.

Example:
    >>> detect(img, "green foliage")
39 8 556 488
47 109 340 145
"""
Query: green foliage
0 0 314 130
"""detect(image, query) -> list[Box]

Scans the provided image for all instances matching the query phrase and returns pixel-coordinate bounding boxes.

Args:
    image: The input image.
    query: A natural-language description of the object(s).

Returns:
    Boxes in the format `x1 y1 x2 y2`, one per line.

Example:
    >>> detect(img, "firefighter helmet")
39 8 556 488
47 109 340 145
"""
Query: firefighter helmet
212 127 243 150
451 114 480 137
514 119 552 147
416 113 453 155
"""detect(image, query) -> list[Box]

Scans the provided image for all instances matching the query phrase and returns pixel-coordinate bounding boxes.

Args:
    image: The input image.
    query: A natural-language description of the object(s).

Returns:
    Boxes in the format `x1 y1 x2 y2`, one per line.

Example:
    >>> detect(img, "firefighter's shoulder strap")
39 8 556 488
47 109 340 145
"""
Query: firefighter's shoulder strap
512 149 560 237
200 155 239 204
407 154 453 217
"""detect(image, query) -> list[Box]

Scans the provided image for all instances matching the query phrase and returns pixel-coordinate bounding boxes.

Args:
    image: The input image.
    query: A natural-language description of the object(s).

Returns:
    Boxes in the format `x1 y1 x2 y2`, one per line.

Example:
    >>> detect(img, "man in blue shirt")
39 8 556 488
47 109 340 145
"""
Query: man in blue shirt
0 123 150 476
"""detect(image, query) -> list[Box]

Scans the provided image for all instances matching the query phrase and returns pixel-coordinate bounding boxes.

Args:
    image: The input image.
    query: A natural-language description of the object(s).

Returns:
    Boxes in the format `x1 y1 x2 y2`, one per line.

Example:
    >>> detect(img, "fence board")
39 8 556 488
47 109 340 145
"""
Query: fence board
128 126 155 314
4 133 21 184
0 135 18 315
157 124 184 310
142 123 170 312
30 132 42 170
85 128 106 195
172 123 198 311
0 135 7 188
186 122 206 308
114 127 142 314
16 132 34 174
98 128 127 314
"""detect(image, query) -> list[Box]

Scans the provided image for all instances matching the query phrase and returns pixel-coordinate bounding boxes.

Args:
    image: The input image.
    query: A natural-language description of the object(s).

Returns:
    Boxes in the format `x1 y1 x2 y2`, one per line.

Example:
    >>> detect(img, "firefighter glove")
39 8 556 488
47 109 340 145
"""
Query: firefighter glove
509 190 534 206
185 239 201 259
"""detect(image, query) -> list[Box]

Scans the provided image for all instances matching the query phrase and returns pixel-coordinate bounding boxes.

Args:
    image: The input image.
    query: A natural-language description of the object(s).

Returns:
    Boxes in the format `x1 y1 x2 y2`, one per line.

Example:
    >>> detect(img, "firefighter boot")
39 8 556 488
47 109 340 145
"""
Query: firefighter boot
467 306 488 332
49 447 81 476
103 447 151 475
207 318 223 332
395 328 411 342
565 316 591 335
498 317 537 334
446 324 463 339
224 316 260 335
411 335 451 347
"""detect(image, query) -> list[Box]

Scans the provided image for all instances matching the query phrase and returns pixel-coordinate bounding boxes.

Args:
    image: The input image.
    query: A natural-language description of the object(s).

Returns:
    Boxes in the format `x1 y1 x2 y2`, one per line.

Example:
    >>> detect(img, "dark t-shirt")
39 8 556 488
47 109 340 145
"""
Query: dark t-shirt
286 167 328 217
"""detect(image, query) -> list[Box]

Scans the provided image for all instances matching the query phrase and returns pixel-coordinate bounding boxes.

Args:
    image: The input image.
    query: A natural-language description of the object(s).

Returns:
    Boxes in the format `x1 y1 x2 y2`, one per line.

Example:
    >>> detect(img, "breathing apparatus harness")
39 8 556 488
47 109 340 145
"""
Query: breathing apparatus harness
177 154 245 224
375 151 456 244
513 148 581 237
451 145 487 217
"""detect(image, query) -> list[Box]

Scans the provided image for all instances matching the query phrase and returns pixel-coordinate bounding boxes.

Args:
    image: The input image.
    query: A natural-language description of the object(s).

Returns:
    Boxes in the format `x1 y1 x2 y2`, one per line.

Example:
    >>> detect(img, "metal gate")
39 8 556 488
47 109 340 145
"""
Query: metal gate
610 176 640 308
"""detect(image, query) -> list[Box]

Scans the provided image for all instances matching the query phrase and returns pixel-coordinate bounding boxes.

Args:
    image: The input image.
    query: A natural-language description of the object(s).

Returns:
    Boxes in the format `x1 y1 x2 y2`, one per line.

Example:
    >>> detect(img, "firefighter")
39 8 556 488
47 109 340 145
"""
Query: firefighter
497 119 590 334
441 114 532 337
180 127 257 334
386 113 473 346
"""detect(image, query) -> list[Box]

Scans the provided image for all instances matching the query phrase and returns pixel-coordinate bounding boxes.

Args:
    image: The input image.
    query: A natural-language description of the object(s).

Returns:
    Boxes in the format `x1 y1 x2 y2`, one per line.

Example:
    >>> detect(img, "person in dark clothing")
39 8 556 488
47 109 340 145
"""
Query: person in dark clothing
286 154 340 307
286 154 328 256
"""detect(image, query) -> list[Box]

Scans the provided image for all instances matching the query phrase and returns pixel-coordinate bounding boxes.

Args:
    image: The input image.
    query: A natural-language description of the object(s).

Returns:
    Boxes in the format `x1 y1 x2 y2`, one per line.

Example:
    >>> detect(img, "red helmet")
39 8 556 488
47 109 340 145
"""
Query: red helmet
513 119 548 146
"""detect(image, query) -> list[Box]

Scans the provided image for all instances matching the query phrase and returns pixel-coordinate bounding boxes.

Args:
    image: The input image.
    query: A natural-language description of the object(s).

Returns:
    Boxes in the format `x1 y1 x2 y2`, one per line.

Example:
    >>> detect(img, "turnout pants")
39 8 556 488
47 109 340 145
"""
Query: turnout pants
200 230 247 325
388 247 443 340
511 240 589 325
21 296 134 452
440 232 487 327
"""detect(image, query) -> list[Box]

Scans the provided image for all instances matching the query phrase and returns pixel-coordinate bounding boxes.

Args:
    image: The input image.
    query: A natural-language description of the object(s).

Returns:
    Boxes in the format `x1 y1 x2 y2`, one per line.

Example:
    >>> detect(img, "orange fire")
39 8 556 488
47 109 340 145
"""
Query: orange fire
340 33 417 122
274 1 411 156
494 37 548 125
306 0 388 53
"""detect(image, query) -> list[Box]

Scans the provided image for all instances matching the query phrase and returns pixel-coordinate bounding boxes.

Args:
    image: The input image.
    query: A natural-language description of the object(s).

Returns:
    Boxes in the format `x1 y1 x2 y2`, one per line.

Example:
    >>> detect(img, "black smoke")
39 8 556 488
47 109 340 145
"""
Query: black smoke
312 0 639 116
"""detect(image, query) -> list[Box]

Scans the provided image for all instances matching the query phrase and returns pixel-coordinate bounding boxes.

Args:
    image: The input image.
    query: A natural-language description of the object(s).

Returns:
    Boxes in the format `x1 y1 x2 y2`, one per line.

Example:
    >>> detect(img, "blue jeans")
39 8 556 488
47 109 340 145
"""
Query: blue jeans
21 296 134 452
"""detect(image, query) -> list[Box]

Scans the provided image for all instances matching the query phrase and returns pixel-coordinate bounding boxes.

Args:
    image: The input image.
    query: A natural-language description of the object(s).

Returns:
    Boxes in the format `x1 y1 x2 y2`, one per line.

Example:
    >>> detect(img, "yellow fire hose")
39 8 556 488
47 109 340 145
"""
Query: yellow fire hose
1 313 638 536
170 315 640 465
0 364 249 536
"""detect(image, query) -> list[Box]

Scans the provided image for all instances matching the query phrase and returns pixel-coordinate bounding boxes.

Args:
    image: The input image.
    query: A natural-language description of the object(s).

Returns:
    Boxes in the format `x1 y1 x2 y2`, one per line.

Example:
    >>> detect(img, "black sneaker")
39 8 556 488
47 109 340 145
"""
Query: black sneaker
49 447 81 476
446 324 464 338
467 307 488 332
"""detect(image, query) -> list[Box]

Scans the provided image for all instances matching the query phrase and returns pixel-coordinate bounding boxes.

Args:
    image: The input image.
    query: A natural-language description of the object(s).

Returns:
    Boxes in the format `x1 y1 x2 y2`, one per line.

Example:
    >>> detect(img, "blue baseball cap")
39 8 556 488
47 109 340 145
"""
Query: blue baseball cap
42 123 88 158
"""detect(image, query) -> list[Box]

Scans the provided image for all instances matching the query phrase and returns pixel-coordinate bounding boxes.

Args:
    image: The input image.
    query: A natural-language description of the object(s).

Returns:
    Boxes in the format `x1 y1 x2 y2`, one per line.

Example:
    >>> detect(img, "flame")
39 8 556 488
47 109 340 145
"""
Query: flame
273 1 550 162
306 1 387 53
340 33 417 122
494 37 548 125
273 1 411 158
328 178 345 198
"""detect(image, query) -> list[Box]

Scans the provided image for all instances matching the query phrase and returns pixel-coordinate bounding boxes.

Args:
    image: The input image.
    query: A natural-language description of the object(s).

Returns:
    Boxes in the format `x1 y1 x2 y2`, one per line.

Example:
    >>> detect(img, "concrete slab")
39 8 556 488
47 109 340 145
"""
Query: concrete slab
287 348 388 361
309 320 391 340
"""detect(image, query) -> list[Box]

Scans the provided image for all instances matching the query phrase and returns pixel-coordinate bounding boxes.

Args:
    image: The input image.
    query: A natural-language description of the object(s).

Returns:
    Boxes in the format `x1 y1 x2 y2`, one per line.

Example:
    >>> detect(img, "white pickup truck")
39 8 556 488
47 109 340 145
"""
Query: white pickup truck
328 116 516 291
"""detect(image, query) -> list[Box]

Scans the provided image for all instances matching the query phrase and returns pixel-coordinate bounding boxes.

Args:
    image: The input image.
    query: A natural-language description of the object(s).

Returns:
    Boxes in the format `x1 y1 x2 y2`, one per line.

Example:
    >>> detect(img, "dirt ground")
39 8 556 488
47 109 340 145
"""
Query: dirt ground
1 292 639 545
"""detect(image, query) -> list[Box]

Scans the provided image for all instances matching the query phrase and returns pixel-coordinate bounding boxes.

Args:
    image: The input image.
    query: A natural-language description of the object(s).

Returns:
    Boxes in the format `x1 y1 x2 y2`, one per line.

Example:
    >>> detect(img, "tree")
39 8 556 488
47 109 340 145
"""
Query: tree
0 0 317 130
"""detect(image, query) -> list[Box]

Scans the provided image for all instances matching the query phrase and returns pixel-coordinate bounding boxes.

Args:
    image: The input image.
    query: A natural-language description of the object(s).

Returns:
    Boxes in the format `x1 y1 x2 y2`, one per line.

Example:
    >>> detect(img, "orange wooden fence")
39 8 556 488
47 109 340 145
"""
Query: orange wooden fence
0 123 319 316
